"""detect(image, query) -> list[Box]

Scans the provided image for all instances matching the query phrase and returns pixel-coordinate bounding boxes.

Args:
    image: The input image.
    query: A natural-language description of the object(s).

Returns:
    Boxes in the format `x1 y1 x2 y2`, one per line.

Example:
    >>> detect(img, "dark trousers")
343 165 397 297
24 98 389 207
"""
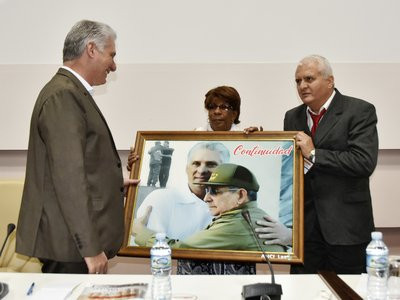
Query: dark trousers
159 164 171 188
40 258 88 274
147 163 161 186
291 219 368 274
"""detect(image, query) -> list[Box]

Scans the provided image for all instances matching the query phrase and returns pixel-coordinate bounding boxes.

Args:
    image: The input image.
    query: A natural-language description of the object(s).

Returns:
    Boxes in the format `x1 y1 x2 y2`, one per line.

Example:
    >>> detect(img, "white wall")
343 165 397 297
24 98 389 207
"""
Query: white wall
1 0 400 149
1 0 400 63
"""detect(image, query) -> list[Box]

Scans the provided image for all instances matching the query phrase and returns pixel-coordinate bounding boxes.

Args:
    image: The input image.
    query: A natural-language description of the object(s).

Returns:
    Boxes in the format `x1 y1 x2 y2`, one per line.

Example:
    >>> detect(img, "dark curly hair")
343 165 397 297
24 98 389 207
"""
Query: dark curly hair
204 86 241 124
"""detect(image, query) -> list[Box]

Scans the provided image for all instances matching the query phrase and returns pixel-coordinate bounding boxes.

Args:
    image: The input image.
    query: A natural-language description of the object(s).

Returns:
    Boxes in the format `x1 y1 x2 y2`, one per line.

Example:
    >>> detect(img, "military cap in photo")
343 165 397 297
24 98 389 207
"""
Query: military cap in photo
198 163 260 192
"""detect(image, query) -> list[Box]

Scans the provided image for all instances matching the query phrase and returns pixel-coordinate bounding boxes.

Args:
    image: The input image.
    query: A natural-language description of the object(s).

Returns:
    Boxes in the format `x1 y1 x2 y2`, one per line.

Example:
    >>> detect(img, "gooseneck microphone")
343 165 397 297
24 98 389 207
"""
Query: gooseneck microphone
0 223 16 258
0 224 15 299
241 210 282 300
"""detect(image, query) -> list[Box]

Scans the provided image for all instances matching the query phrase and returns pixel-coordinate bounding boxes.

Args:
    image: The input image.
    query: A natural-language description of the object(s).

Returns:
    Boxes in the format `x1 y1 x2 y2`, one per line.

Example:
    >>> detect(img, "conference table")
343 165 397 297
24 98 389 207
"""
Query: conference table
0 272 366 299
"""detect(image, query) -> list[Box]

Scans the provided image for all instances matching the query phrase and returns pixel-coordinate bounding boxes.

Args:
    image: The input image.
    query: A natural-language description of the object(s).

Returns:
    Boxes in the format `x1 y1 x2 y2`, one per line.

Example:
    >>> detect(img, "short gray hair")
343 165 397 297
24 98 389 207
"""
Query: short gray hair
298 55 333 78
187 142 230 165
63 20 116 62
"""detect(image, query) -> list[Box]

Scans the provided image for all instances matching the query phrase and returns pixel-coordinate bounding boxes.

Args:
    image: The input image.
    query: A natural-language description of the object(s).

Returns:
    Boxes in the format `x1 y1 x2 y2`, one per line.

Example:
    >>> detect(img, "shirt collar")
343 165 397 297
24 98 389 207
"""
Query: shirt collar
307 89 336 115
61 66 94 95
173 184 204 204
217 201 258 218
206 122 242 132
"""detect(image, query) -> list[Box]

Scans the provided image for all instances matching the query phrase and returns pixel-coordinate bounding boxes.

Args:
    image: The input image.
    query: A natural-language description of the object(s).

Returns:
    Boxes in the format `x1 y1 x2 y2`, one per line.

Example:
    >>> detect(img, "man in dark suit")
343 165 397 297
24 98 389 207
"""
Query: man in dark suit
286 55 378 274
16 20 136 274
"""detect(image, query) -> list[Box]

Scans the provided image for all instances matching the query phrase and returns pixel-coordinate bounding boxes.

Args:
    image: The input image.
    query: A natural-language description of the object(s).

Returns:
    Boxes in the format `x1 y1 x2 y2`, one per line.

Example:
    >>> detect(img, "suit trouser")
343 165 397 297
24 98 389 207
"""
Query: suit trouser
147 163 161 186
290 218 368 274
40 258 88 274
159 163 171 187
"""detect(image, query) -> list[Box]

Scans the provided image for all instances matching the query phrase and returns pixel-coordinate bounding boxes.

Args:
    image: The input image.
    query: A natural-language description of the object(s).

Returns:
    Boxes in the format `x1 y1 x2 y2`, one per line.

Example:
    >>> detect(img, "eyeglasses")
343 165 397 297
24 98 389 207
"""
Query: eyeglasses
206 103 233 112
205 186 240 195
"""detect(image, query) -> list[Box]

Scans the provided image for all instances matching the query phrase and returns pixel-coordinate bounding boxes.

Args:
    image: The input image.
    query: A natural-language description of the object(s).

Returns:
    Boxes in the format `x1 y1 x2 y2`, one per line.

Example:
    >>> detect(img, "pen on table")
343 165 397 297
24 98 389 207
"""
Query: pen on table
26 282 35 296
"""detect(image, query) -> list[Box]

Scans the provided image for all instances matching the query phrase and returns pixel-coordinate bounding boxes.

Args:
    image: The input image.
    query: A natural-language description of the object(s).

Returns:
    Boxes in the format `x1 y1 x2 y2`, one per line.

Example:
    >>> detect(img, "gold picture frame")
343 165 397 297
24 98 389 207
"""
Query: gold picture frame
119 131 304 264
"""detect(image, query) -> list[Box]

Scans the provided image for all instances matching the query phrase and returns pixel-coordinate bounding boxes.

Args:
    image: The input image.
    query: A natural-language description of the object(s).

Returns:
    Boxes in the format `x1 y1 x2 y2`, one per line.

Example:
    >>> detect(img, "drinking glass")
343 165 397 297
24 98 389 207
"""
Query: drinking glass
388 255 400 300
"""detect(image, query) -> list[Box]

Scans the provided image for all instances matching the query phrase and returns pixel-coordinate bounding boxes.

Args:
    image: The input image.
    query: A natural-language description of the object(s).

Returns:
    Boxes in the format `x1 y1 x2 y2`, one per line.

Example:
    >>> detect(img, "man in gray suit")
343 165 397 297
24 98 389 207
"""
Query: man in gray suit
286 55 378 273
16 20 135 274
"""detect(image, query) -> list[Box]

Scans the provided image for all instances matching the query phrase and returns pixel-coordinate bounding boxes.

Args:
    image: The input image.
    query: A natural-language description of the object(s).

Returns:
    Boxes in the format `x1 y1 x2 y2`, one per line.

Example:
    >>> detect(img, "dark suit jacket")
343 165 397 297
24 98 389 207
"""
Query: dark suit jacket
284 89 378 245
16 68 125 262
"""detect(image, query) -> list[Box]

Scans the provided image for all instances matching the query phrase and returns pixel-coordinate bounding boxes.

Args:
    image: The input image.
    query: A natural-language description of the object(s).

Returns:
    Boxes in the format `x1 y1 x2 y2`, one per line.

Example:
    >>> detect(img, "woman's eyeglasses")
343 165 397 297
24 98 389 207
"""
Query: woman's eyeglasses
205 186 239 195
206 104 233 112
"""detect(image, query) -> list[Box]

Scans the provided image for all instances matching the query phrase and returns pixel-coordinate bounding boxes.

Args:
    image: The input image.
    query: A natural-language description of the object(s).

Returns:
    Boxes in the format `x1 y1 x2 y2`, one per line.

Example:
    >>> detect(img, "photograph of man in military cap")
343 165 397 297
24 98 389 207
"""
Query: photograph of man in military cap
133 163 284 252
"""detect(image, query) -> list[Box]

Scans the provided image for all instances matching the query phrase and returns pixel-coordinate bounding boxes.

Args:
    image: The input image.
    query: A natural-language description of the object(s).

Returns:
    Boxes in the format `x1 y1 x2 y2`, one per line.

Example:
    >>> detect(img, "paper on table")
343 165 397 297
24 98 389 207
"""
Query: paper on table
77 283 148 299
30 281 81 300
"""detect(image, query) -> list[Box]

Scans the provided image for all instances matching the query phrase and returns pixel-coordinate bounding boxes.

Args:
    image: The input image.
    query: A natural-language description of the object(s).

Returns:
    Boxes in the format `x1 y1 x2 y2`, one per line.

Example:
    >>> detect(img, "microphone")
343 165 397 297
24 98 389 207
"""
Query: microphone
241 210 282 300
0 224 14 300
0 223 16 258
0 223 15 299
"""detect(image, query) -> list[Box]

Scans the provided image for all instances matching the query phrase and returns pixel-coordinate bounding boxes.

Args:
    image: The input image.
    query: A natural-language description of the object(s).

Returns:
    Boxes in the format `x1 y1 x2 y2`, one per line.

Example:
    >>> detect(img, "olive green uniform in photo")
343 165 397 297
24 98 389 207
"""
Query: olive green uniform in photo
136 201 284 252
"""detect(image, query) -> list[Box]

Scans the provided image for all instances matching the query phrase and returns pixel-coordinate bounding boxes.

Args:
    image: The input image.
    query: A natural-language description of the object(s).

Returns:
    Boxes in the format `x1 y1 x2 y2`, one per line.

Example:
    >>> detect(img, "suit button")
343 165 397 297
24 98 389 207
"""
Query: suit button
117 163 121 168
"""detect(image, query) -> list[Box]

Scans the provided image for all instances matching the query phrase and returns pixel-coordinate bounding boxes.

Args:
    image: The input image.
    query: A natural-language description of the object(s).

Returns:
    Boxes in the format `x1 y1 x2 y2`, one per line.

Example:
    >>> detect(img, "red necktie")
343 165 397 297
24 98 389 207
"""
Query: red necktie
310 108 326 137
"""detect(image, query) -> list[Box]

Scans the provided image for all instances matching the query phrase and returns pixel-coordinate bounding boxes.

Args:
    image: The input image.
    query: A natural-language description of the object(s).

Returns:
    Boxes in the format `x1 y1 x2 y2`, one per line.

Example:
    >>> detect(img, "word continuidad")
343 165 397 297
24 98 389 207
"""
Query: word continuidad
233 145 293 157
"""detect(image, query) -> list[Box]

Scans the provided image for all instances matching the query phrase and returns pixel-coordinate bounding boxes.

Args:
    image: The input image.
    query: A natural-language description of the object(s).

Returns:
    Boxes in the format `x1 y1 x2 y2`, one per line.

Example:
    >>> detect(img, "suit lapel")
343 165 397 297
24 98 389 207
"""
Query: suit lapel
86 96 120 158
56 68 120 159
313 90 344 146
295 105 311 134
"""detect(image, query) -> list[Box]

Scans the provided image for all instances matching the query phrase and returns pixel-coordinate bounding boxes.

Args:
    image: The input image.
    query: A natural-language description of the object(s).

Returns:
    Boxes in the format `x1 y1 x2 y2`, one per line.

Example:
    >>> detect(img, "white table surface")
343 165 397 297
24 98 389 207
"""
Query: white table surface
0 272 364 300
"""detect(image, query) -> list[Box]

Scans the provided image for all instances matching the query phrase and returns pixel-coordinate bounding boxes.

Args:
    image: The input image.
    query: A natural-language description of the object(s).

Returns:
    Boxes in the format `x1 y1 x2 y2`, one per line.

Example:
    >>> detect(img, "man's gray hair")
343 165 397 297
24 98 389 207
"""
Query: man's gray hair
187 142 230 164
298 54 333 78
63 20 116 62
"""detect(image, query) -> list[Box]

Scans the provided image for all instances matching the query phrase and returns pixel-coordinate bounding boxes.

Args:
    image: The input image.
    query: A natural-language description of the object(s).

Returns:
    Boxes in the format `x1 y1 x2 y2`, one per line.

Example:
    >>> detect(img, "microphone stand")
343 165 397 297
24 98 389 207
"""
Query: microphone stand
0 223 15 300
0 223 16 258
241 210 282 300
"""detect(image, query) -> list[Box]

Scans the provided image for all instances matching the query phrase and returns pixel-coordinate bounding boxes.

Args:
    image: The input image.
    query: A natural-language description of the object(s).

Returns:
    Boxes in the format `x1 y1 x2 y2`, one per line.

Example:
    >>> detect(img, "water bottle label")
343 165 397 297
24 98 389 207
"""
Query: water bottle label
367 254 388 269
151 255 171 270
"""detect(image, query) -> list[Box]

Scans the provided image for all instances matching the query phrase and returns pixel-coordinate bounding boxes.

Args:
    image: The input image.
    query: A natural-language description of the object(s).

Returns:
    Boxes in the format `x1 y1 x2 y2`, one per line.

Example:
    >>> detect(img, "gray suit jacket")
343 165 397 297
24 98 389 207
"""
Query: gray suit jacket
284 89 378 245
16 68 125 262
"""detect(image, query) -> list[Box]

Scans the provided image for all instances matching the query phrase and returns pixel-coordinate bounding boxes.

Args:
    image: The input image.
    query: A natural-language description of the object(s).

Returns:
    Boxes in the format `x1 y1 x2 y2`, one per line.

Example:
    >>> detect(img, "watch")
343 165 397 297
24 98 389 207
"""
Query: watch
309 149 316 163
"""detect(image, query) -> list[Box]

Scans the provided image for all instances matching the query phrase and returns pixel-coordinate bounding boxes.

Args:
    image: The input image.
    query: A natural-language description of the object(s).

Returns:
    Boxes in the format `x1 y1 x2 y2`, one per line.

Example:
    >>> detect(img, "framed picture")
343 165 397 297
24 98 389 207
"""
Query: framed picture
119 131 304 264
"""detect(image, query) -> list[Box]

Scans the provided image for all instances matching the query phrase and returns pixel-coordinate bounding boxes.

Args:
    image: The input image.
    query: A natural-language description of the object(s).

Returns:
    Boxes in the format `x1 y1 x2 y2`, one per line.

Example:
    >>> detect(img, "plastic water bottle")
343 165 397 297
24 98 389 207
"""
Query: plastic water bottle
366 231 389 300
150 232 172 300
